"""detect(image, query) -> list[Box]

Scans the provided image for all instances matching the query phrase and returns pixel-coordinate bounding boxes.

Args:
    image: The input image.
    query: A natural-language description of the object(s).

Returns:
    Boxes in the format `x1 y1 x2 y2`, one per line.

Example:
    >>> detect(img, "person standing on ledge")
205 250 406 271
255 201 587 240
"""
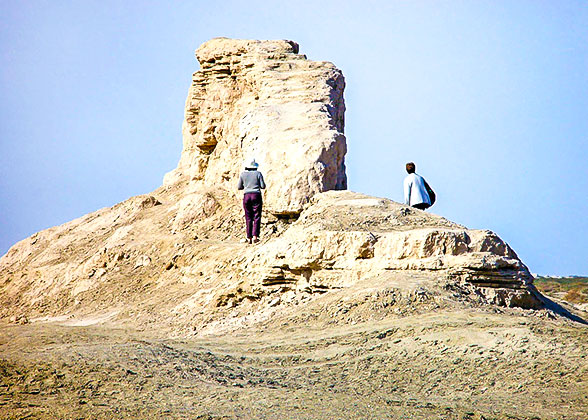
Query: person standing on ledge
238 159 266 244
403 162 435 210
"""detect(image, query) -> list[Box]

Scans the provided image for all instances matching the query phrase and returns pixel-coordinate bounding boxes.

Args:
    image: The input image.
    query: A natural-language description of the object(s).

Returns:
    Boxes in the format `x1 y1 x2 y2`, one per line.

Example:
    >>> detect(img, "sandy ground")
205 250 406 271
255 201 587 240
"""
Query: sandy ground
1 285 587 420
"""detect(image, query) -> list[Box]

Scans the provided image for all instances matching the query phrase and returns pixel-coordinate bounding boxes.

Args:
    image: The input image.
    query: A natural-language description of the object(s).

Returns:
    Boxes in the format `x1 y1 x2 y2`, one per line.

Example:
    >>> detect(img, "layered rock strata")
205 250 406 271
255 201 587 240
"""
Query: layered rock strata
233 191 542 310
164 38 347 216
0 39 544 333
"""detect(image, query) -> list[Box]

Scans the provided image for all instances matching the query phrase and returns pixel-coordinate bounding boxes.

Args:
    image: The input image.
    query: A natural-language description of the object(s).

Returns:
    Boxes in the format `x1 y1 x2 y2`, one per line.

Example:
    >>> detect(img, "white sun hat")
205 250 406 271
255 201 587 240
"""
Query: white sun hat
245 158 259 169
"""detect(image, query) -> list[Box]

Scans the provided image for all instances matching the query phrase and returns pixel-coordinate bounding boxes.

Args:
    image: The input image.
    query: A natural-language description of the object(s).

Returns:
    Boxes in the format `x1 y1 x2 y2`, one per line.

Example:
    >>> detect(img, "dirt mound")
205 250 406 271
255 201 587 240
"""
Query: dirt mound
1 293 587 419
1 38 586 419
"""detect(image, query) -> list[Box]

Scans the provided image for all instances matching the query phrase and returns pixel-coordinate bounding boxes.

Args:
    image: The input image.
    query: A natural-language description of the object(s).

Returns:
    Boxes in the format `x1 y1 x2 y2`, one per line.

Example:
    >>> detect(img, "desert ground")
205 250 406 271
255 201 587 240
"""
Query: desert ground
1 273 586 420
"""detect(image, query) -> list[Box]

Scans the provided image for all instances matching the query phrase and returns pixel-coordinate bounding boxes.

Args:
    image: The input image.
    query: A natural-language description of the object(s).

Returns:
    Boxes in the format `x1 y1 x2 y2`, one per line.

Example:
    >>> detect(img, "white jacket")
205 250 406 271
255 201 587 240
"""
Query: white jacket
404 173 431 206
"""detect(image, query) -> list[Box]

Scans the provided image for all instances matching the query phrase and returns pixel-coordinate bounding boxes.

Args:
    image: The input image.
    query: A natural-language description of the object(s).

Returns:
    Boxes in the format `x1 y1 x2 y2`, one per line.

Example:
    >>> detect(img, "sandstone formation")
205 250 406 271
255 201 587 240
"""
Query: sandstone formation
0 38 544 335
3 37 587 420
164 38 347 216
239 191 540 310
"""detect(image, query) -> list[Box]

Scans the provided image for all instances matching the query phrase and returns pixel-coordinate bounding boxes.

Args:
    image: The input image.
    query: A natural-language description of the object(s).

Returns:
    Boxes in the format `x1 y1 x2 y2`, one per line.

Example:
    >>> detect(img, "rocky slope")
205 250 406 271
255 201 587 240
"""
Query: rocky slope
0 38 586 419
0 38 543 332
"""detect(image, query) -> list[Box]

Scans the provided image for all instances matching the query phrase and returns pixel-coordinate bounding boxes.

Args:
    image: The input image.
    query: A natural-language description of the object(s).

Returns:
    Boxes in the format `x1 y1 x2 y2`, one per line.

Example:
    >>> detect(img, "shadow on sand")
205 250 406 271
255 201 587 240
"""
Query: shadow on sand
537 292 588 325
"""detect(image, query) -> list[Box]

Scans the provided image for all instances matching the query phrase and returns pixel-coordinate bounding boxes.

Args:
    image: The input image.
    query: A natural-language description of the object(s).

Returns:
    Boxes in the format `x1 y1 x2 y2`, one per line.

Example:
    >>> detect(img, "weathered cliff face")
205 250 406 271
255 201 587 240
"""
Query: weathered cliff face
231 191 541 315
164 38 347 216
0 39 544 335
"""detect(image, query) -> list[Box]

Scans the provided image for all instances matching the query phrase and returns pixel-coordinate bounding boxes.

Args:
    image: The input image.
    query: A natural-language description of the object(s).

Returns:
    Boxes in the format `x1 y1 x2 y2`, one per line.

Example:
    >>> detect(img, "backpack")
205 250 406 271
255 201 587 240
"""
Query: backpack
424 180 436 206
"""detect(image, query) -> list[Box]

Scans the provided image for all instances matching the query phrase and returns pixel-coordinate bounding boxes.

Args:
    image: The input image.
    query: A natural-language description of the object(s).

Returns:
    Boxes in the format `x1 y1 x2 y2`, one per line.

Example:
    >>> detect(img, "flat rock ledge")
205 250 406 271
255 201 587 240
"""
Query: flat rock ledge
233 191 543 311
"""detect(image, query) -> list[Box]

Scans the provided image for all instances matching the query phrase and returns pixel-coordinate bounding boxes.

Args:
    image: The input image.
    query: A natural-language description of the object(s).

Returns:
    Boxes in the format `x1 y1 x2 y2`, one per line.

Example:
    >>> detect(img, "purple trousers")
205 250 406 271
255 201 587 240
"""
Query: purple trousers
243 192 262 238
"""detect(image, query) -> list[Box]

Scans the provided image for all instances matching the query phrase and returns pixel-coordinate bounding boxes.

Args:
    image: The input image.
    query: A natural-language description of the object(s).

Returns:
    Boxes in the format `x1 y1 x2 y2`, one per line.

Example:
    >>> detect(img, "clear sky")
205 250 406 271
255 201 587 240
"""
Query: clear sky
1 1 586 275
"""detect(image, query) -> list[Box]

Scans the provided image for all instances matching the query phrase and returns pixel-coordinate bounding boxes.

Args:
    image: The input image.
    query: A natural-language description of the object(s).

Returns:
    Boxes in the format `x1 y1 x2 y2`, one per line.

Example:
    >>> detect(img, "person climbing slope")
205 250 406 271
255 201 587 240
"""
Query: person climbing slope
238 159 266 244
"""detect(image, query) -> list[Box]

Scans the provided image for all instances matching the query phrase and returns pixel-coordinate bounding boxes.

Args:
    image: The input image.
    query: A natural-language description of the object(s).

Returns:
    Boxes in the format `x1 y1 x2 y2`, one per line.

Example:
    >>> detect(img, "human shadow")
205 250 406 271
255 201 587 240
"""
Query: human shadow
534 289 588 325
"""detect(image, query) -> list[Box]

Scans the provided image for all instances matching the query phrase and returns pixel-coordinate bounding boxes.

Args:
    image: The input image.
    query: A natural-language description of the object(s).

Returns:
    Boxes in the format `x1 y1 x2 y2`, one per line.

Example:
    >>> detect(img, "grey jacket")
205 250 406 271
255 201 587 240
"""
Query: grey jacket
238 170 266 193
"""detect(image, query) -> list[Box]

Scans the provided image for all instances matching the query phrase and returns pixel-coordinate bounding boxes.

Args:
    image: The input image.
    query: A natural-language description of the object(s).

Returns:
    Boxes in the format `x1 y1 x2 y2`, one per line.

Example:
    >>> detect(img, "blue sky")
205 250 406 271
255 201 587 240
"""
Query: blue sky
1 1 587 275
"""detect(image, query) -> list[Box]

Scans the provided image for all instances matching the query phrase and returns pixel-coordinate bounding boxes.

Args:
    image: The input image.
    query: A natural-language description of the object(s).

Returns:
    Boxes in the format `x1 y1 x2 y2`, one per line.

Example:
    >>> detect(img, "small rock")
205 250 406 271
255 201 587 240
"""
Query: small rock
134 255 151 268
9 314 29 325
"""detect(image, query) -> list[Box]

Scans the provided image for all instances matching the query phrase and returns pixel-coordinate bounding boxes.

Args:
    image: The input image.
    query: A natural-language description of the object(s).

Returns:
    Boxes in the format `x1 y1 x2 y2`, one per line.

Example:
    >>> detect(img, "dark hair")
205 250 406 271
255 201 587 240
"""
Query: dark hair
406 162 416 174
